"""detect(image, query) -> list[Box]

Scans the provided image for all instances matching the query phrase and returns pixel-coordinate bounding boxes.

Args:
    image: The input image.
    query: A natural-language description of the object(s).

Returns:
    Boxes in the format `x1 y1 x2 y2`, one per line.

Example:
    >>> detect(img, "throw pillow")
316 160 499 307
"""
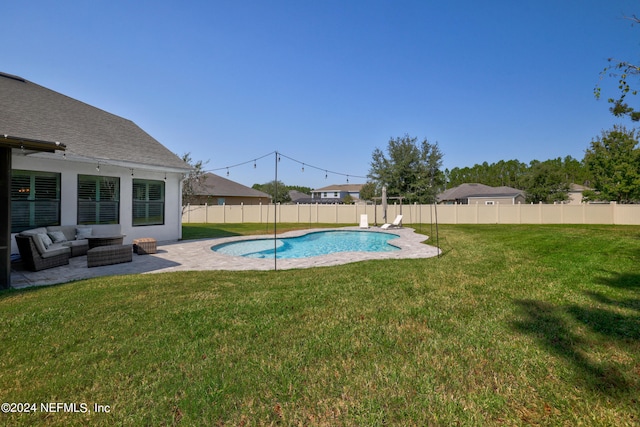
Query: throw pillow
38 233 53 249
48 231 67 243
76 227 93 239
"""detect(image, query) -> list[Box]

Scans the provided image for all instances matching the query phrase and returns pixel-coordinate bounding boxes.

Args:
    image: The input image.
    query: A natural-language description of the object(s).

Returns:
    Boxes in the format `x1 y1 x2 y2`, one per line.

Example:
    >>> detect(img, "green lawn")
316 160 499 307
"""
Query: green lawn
1 224 639 426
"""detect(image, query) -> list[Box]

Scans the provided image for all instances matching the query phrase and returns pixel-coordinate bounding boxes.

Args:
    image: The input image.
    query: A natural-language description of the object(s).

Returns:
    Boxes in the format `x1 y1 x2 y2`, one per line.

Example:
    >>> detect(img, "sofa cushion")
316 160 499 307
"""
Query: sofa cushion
76 227 93 239
62 239 88 250
29 233 49 255
39 233 53 248
46 225 77 242
48 231 67 243
41 244 71 259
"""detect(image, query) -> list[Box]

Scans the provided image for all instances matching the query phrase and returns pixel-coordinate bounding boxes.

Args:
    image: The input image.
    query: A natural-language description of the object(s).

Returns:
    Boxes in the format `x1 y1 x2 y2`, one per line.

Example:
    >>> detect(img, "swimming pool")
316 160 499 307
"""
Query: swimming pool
212 230 400 259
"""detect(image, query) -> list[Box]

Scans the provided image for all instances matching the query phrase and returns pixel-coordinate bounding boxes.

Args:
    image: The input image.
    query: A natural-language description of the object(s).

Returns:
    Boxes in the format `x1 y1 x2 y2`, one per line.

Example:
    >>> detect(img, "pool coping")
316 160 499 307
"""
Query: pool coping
10 227 441 288
205 226 441 270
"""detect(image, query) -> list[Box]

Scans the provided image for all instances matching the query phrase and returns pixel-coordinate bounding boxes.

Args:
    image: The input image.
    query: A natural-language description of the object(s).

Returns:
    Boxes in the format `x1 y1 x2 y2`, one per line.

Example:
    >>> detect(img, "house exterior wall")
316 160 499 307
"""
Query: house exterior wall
567 191 583 205
311 190 360 200
467 194 526 205
10 154 184 254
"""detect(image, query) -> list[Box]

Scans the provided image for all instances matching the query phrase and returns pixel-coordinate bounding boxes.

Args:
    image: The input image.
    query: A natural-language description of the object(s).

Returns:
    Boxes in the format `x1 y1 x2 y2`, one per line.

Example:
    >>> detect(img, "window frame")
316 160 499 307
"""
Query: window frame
10 169 61 233
77 174 120 225
132 178 165 226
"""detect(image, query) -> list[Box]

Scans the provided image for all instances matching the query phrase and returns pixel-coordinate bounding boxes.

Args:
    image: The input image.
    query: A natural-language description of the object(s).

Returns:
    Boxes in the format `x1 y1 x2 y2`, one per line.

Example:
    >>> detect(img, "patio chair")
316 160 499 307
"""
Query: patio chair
14 235 71 271
359 214 369 229
381 214 403 229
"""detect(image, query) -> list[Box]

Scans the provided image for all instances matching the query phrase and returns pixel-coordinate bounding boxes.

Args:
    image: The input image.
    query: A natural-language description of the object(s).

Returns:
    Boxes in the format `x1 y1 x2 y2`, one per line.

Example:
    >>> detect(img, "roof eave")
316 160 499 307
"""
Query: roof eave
1 134 66 153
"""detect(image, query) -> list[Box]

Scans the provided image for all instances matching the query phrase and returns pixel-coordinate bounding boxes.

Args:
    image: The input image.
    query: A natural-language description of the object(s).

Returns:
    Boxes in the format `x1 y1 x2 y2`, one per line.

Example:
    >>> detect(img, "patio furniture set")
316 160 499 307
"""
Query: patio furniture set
15 224 156 271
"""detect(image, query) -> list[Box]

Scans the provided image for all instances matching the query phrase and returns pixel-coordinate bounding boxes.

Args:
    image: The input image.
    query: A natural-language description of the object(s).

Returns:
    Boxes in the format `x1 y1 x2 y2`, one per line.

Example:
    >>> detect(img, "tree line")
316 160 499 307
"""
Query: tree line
365 127 640 204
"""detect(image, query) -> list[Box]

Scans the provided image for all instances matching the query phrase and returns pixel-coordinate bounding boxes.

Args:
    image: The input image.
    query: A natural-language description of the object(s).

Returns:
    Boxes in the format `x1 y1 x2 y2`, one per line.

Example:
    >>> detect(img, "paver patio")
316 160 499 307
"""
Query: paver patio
10 227 440 288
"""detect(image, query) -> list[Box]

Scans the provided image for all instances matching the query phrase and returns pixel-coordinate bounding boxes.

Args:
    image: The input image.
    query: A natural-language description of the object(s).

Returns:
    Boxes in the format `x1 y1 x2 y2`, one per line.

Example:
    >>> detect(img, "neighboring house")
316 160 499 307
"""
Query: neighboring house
1 71 192 261
188 173 271 205
311 184 363 204
288 190 313 204
437 183 525 205
567 183 592 205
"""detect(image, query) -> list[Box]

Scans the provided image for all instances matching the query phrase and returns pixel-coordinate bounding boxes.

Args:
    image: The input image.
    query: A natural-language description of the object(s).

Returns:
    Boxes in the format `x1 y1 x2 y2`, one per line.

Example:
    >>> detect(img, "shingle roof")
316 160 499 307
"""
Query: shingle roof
289 190 311 202
438 183 523 201
193 173 271 198
0 71 190 171
313 184 363 192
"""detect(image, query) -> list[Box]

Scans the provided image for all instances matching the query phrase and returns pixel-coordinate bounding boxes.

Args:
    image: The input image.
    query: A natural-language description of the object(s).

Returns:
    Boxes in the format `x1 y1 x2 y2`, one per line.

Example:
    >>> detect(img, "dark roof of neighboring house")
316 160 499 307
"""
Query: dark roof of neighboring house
193 173 271 198
438 183 524 202
313 184 363 192
289 190 310 202
0 71 189 171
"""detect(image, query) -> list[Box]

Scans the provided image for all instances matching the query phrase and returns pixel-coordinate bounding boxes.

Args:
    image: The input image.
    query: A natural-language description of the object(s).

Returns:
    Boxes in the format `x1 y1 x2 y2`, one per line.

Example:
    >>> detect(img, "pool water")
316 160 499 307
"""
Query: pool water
212 230 400 259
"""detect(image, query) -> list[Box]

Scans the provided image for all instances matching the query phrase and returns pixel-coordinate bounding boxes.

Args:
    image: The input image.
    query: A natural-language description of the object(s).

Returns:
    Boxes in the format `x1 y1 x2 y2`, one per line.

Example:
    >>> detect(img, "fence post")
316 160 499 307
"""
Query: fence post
539 202 543 224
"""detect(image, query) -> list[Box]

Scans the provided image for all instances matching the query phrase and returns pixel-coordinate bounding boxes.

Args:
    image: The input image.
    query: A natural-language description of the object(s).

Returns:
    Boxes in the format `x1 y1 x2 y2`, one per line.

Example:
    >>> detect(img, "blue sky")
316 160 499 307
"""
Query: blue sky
4 0 639 188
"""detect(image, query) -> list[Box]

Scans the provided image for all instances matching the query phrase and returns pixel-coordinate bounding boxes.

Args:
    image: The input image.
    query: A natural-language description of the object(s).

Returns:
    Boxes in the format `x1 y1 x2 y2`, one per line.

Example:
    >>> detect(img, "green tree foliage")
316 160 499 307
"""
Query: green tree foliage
445 159 529 188
583 125 640 203
445 156 589 204
521 160 570 204
181 152 209 209
252 181 291 204
342 194 354 204
358 181 378 202
368 134 444 203
595 15 640 121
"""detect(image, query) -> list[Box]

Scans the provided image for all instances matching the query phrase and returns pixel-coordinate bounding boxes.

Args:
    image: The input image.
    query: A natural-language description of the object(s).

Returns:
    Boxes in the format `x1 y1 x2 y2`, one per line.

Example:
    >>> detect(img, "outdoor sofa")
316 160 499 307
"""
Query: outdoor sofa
15 224 122 271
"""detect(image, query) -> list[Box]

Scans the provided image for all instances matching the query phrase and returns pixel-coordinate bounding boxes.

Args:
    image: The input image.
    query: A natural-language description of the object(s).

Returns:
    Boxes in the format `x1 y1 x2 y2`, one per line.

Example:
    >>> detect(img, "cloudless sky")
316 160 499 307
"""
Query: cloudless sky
4 0 639 188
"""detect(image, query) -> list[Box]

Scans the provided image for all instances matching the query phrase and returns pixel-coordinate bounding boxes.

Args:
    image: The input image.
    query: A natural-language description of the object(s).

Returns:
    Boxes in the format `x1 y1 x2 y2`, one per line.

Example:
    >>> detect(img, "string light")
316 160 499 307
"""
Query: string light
206 150 367 182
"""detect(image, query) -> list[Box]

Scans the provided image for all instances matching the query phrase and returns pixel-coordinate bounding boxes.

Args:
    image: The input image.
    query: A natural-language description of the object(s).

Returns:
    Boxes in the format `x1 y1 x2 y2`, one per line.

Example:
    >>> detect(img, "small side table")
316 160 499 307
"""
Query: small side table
133 238 157 255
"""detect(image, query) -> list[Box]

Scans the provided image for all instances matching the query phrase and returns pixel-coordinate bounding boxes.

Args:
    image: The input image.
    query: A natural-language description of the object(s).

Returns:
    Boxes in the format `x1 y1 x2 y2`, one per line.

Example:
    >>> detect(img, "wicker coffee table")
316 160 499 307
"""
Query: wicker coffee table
87 235 125 249
87 244 132 267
